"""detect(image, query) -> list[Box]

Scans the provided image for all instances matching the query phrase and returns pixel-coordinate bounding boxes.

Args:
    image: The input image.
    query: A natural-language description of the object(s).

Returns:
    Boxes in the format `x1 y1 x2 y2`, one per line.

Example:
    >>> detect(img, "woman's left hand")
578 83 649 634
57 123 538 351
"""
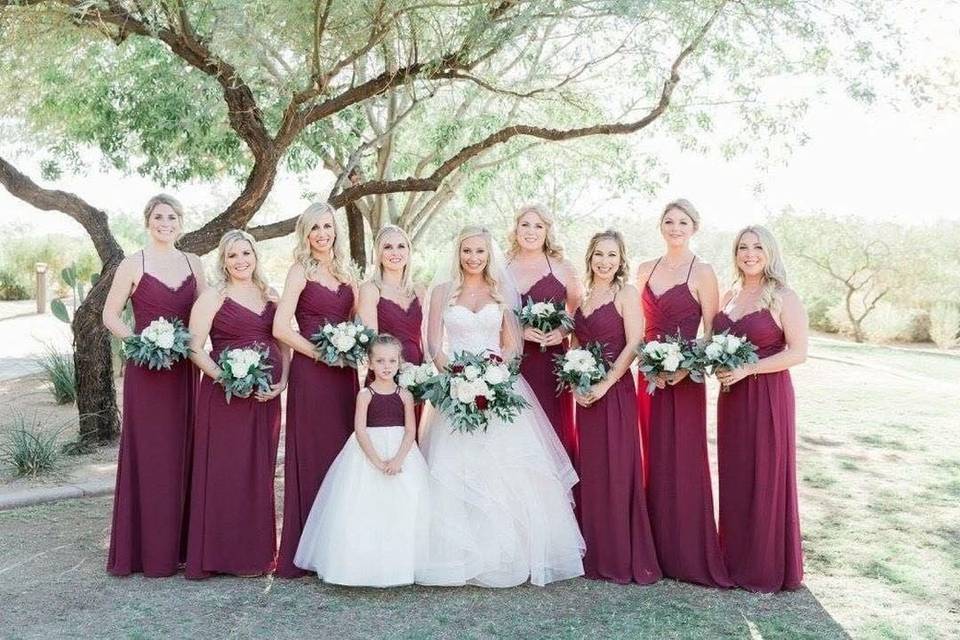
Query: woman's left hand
540 329 565 348
716 366 750 388
667 369 689 385
255 381 286 402
582 380 611 406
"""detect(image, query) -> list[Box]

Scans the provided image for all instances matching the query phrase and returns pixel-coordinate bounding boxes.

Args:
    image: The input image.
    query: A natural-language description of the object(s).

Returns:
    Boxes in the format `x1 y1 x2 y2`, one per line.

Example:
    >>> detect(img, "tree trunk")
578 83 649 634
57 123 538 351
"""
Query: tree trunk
346 200 366 270
72 265 122 445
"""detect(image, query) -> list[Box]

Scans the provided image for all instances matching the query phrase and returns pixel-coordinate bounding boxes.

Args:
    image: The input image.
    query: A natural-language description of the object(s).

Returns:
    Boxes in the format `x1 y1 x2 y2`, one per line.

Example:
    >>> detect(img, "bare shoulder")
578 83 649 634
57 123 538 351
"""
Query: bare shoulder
194 286 224 311
115 253 141 276
414 284 427 301
635 258 659 282
778 287 804 311
618 283 640 301
692 260 717 280
285 262 306 280
399 388 415 404
718 288 735 307
556 258 578 281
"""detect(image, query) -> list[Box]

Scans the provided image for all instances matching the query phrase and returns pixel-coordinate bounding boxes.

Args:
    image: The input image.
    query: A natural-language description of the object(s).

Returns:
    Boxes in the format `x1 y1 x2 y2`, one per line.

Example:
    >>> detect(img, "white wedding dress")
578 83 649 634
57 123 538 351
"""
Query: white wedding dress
416 303 585 587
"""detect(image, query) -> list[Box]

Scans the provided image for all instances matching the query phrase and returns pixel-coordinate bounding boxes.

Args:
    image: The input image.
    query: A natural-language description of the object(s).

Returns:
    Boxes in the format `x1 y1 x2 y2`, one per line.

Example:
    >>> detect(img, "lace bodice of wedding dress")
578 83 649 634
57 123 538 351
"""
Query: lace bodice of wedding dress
443 303 503 355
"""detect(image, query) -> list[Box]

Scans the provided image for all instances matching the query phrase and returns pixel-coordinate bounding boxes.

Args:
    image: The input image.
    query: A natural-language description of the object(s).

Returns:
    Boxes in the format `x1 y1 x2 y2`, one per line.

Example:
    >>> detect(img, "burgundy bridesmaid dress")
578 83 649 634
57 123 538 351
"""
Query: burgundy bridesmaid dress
519 260 577 459
714 308 803 592
276 282 359 578
638 258 731 587
108 252 197 577
573 301 661 584
185 298 282 579
378 295 423 366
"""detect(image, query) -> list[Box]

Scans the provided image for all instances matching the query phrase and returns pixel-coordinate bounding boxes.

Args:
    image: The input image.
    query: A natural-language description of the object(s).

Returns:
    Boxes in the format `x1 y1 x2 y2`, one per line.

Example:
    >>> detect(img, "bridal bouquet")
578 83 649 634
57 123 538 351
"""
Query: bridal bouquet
636 332 699 395
122 316 191 370
310 320 376 368
693 331 759 392
397 361 439 401
420 351 529 433
515 297 574 351
216 345 273 403
553 342 609 395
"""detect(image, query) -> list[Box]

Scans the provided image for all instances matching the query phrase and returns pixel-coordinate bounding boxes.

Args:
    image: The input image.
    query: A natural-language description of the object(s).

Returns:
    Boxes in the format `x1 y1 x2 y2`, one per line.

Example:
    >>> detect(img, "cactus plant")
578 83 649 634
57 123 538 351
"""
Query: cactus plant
51 263 99 324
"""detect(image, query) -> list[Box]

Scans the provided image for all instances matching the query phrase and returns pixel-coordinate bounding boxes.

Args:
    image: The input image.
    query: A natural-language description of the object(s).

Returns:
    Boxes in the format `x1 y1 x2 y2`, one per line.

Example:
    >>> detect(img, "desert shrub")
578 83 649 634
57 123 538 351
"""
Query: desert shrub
37 347 76 404
0 412 61 477
0 268 30 300
929 302 960 349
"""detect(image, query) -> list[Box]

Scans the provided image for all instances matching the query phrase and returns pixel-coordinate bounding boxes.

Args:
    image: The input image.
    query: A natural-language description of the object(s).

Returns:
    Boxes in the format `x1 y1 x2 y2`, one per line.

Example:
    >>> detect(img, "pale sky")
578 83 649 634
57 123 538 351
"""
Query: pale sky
2 4 958 238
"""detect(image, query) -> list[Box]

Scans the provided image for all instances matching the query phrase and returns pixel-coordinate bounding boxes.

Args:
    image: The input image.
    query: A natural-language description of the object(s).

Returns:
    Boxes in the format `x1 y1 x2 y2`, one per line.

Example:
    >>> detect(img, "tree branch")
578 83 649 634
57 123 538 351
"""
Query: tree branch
0 155 123 265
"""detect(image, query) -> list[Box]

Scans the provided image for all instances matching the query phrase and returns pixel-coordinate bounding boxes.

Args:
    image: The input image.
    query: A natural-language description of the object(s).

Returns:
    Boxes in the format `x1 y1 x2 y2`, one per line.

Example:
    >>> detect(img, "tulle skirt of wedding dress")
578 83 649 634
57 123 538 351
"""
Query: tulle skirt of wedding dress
416 379 585 588
294 427 430 587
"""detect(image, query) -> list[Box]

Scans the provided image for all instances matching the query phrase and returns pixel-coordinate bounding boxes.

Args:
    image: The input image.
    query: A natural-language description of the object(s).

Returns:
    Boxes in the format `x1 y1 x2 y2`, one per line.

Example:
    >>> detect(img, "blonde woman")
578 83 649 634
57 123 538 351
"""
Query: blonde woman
634 199 731 588
102 194 205 577
713 225 808 592
185 229 289 579
417 225 584 588
357 224 425 366
272 202 359 578
571 230 661 585
506 204 581 457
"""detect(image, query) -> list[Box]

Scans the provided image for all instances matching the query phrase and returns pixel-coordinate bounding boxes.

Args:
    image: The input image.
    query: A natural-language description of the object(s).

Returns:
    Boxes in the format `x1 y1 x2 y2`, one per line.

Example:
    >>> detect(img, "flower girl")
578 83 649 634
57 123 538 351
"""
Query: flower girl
294 334 430 586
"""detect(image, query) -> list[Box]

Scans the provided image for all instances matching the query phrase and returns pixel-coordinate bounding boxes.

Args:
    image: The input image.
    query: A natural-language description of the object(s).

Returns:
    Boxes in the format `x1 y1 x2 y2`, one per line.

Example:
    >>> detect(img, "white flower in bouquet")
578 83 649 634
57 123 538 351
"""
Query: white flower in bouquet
712 334 725 344
553 343 609 395
530 301 555 316
463 364 481 381
226 348 261 378
322 323 335 335
662 353 681 372
398 367 417 388
704 342 724 360
724 335 742 354
331 332 357 352
414 364 436 383
642 340 662 356
483 363 510 385
154 331 175 350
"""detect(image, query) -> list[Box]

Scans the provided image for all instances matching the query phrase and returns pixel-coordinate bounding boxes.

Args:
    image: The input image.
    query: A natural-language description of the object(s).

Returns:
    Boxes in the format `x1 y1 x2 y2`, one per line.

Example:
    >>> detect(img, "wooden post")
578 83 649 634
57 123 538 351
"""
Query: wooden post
35 262 47 314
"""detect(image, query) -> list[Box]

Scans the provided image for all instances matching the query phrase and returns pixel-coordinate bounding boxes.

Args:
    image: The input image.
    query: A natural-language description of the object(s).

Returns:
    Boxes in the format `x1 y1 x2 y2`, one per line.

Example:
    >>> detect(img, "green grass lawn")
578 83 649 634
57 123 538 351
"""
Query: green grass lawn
1 340 958 639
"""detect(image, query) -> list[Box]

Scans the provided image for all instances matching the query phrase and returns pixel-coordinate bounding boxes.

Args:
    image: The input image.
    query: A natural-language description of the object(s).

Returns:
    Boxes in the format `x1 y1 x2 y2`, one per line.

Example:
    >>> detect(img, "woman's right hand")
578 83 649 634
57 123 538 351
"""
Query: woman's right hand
523 326 545 344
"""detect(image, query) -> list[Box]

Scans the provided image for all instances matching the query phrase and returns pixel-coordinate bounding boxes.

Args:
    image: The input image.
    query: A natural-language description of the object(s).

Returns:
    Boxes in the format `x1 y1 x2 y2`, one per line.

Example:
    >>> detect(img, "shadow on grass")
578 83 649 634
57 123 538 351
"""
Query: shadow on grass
0 498 857 640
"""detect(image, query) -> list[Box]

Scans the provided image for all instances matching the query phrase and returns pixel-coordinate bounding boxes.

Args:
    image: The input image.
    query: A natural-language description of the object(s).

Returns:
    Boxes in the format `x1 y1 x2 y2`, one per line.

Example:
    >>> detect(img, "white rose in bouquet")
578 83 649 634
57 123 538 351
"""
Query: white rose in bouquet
415 364 435 383
704 342 724 360
483 363 510 385
463 365 481 381
322 323 335 335
724 335 742 354
662 354 681 372
643 340 662 356
155 332 175 350
398 367 416 388
332 334 356 352
712 334 725 344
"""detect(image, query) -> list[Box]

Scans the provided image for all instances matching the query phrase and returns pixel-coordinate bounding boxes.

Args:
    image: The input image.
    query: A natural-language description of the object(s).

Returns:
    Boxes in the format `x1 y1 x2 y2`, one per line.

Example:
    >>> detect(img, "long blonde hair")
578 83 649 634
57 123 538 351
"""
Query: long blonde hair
370 225 415 297
731 225 788 311
215 229 270 299
448 225 505 307
584 229 629 293
506 203 565 260
293 202 352 283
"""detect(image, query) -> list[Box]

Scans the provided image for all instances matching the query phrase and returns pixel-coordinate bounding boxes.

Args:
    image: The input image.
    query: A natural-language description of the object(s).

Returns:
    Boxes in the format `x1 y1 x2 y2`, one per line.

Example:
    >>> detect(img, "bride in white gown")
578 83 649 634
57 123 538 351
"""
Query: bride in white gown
416 225 585 588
